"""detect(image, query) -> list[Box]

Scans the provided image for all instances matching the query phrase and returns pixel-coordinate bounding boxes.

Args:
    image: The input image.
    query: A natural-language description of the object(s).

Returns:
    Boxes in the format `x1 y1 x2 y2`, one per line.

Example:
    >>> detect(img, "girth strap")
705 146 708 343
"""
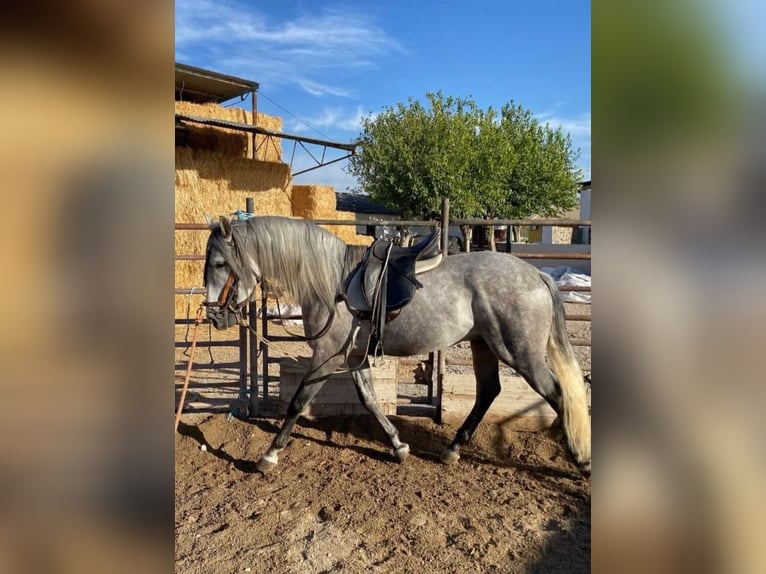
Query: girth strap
371 243 393 355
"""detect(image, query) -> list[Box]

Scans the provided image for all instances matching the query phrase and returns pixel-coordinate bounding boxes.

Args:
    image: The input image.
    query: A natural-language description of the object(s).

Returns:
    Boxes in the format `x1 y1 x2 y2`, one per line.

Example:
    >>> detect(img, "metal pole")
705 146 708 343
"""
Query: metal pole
251 90 257 159
435 197 449 423
237 292 249 419
506 225 512 253
246 197 259 416
427 352 434 403
261 283 269 400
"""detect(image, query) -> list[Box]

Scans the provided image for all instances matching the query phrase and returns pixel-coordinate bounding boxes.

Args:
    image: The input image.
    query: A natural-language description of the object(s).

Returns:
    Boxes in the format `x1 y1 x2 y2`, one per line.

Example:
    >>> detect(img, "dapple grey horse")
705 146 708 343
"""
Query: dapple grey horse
203 215 590 475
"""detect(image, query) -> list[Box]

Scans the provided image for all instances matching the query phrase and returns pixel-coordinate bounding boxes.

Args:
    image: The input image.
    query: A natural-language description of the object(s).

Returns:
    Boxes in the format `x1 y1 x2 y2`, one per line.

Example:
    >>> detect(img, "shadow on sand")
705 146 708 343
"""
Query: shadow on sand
179 414 583 485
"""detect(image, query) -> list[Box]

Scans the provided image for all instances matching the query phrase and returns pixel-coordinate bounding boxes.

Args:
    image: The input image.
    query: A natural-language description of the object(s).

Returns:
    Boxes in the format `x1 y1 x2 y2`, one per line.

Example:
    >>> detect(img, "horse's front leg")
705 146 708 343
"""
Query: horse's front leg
351 360 410 463
256 355 344 473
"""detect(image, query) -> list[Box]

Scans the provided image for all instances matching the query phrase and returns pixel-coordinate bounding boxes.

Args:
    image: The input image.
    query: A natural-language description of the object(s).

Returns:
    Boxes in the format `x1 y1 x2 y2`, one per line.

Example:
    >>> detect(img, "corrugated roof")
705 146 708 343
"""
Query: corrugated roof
175 62 259 104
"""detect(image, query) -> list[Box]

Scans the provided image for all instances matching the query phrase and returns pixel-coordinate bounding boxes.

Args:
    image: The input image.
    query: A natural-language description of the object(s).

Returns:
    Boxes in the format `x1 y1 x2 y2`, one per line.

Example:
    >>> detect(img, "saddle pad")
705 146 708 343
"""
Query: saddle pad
344 265 371 313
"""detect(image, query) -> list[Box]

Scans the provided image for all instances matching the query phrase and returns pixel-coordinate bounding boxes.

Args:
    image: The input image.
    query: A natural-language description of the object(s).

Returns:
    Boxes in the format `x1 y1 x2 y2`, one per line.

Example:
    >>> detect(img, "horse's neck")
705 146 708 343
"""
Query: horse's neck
260 226 346 311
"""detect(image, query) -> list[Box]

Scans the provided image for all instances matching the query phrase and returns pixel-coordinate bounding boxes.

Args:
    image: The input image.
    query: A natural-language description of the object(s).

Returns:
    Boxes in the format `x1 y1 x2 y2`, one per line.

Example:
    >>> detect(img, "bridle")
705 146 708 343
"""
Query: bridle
203 270 241 314
204 269 335 342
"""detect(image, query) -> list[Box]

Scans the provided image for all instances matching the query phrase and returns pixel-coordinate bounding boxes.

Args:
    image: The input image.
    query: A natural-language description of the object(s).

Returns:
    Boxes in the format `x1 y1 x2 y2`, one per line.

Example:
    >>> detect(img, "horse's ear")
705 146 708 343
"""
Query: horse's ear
203 212 214 228
219 215 233 239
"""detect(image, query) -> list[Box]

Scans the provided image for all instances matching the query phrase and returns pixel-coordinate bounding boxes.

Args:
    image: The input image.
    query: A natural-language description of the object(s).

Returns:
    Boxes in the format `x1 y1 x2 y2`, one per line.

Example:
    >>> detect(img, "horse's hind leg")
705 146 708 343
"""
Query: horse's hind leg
486 340 581 465
440 339 501 465
351 361 410 463
256 355 344 473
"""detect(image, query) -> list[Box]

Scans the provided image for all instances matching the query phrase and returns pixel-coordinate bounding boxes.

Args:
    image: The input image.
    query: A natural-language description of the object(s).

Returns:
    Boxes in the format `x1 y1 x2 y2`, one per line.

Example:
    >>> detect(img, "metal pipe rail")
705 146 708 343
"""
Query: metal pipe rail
175 218 591 230
176 251 591 261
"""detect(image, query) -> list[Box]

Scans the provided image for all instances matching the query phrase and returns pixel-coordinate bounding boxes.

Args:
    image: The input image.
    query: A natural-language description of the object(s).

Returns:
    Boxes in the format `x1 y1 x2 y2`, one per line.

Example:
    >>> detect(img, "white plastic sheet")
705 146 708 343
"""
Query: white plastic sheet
262 302 303 325
541 266 591 304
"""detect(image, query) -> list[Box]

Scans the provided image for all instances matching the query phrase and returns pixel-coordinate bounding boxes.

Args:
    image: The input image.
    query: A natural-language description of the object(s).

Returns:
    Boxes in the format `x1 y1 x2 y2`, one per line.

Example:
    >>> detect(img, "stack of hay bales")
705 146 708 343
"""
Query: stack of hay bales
175 101 290 317
175 101 282 162
175 102 370 318
175 147 294 317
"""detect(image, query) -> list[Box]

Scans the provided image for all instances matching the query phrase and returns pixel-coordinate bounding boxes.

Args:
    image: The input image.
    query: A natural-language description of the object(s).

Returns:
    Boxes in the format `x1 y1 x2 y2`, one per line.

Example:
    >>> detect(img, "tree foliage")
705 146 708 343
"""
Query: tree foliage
347 92 582 222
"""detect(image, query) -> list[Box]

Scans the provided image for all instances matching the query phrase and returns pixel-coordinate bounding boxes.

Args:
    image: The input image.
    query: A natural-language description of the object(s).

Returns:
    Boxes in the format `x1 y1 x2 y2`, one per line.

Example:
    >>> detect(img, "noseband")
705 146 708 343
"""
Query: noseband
204 271 241 314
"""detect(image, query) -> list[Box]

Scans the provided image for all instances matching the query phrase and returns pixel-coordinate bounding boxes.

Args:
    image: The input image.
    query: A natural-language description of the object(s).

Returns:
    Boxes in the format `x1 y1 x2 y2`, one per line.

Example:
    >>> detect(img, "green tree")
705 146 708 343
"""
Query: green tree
484 103 582 245
348 93 581 250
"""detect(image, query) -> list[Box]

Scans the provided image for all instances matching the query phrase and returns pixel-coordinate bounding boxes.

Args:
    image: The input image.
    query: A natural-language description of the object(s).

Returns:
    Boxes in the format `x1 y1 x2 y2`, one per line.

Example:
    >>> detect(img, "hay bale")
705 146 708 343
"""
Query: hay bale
291 184 372 245
321 210 371 245
175 147 292 217
175 101 283 162
291 184 337 218
175 146 293 316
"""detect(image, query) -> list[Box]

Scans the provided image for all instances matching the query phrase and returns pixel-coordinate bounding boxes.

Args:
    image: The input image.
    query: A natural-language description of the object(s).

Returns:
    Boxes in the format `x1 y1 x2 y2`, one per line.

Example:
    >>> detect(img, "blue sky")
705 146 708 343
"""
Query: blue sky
176 0 591 192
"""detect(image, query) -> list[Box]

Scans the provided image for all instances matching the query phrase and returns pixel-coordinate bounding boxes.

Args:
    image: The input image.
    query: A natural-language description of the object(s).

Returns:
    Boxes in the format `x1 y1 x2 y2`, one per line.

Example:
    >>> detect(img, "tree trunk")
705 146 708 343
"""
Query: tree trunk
487 226 496 251
459 225 472 252
512 224 521 243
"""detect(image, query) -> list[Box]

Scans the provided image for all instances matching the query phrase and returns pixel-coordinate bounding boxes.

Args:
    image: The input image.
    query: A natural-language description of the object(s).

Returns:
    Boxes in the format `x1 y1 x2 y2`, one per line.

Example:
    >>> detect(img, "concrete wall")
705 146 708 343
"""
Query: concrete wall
279 357 397 417
441 372 591 429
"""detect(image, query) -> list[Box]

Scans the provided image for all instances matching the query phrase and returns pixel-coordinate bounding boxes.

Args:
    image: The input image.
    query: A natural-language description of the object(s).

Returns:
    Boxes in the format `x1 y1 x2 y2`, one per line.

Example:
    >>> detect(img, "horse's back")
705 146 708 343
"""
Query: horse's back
379 250 551 354
437 250 546 290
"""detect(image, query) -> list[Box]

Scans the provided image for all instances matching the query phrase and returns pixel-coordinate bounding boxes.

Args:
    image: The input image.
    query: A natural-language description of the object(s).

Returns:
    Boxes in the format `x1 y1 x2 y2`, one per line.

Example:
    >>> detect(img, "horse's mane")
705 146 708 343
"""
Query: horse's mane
210 216 356 311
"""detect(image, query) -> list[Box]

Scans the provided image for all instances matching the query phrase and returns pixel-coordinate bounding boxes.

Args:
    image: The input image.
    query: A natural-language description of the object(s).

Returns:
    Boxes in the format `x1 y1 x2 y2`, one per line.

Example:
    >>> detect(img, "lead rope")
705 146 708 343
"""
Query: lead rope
183 288 214 363
236 313 303 362
175 305 204 432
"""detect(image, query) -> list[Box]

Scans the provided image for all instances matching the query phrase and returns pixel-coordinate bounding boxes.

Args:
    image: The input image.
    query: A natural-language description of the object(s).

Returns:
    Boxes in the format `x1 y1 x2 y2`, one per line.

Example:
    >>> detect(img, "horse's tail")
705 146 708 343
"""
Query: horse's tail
539 271 591 473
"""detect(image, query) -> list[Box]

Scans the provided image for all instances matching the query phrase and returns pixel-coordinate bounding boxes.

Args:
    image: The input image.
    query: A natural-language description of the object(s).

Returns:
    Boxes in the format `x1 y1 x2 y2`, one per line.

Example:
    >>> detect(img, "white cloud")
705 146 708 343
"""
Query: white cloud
285 106 369 134
294 79 351 98
176 0 402 97
537 112 591 141
536 111 591 177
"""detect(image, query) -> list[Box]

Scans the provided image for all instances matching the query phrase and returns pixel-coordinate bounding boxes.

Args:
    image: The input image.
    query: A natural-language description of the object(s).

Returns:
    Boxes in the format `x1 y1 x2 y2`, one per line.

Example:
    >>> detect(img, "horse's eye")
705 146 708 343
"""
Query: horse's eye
214 262 226 269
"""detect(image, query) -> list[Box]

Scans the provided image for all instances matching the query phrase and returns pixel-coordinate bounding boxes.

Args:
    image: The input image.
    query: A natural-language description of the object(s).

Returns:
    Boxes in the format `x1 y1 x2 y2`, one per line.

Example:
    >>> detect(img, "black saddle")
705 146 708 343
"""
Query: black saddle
343 229 443 353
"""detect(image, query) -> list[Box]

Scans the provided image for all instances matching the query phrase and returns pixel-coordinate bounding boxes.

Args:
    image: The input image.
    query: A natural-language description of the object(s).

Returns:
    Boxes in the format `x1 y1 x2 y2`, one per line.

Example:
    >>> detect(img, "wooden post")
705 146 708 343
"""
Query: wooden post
246 197 259 416
506 225 512 253
435 198 450 423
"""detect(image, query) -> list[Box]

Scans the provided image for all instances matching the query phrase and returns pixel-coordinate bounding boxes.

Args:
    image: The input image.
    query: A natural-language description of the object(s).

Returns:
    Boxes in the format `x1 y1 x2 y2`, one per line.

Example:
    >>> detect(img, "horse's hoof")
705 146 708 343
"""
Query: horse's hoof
394 444 410 463
440 449 460 465
578 460 591 478
256 455 278 473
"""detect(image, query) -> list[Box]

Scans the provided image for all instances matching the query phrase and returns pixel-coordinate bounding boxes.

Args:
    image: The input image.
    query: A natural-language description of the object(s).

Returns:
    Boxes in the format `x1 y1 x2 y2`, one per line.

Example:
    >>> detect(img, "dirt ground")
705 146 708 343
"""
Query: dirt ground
175 303 591 573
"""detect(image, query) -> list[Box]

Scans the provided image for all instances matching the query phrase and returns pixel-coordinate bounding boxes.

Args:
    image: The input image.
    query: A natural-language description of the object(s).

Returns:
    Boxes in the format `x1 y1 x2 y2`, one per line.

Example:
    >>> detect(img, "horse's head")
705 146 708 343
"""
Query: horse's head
203 216 260 330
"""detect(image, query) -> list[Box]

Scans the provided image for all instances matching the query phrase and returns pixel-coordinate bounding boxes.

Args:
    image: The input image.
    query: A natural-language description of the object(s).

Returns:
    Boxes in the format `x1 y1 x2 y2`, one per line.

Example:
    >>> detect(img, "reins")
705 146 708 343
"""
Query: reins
233 287 374 373
272 288 336 342
235 308 373 374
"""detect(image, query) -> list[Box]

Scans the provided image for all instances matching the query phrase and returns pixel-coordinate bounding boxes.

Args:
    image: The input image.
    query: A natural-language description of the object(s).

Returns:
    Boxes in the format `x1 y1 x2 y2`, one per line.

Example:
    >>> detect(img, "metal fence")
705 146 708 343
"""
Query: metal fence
175 198 591 419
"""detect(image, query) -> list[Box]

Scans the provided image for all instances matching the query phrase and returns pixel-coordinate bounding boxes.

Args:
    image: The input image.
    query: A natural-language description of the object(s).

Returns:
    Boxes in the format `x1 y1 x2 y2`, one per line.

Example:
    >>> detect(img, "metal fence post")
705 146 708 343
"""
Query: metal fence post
261 282 269 401
237 279 249 418
246 197 259 416
435 197 450 423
